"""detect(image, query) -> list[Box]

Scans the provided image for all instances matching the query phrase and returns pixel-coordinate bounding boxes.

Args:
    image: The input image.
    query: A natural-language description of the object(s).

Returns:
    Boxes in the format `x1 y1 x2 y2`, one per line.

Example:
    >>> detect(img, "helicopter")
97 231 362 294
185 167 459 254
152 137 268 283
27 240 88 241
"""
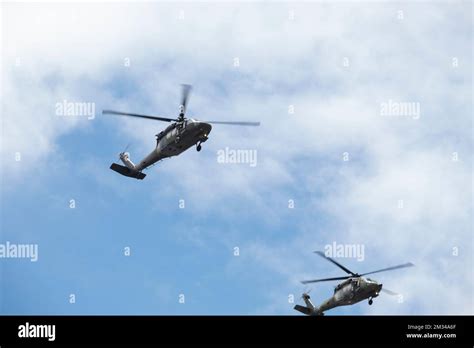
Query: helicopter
294 251 414 316
103 84 260 179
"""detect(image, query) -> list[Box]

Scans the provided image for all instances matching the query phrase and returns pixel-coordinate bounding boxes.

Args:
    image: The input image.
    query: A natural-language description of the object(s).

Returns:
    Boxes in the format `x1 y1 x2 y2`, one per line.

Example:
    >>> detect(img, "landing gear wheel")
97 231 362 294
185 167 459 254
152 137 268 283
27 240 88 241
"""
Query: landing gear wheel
368 298 373 305
196 143 202 152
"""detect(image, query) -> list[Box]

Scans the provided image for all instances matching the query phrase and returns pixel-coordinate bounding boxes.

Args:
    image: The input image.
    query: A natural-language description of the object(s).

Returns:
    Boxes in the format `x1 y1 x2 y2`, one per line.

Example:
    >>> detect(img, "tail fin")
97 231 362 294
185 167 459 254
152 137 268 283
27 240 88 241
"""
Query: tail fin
120 152 136 170
294 293 322 316
110 163 146 180
302 293 315 310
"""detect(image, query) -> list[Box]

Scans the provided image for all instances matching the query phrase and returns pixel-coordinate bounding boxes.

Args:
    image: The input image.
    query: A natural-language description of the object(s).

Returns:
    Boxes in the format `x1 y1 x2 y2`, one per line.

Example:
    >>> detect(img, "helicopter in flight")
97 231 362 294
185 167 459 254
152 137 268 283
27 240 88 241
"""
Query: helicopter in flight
103 84 260 179
294 251 414 316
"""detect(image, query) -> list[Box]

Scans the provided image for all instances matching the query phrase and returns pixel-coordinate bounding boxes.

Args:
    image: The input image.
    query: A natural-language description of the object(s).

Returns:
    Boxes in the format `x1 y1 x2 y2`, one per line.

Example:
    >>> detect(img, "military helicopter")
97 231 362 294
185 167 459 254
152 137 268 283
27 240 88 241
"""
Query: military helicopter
103 84 260 179
294 251 414 315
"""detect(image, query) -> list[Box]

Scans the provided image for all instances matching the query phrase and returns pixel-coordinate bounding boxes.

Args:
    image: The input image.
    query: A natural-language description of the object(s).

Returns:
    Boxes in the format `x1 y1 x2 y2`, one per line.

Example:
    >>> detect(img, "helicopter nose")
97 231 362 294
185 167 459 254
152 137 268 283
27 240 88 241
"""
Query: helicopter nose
378 284 383 292
197 122 212 135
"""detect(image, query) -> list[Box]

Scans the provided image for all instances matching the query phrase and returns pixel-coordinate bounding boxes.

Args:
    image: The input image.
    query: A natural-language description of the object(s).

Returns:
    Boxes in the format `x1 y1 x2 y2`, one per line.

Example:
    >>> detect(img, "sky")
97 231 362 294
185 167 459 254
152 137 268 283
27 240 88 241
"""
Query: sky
0 1 472 315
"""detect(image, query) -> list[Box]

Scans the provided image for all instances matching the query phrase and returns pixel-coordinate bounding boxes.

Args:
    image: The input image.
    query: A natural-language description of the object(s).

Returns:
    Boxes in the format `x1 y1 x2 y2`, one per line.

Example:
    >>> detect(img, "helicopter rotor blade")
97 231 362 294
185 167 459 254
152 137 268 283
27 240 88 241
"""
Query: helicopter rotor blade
381 287 399 296
313 251 357 276
103 110 176 123
360 262 414 277
301 275 351 284
204 120 260 126
180 84 192 116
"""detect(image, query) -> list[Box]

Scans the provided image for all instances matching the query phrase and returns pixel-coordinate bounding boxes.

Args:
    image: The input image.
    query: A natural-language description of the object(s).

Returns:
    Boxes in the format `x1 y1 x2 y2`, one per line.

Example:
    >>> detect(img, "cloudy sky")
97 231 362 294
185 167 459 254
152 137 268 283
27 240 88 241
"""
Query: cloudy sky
1 1 472 315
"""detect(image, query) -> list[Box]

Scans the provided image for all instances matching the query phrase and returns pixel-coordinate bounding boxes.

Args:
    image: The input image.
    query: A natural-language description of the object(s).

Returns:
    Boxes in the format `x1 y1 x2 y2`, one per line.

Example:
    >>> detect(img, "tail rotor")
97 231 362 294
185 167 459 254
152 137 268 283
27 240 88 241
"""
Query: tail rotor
118 143 131 161
302 287 312 300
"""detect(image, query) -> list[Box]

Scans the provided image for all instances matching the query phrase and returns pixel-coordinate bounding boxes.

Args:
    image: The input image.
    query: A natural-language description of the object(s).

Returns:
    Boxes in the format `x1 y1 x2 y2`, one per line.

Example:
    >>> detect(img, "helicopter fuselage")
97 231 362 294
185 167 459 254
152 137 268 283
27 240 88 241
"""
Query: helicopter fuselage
295 251 413 315
106 84 259 179
133 119 212 171
317 277 383 313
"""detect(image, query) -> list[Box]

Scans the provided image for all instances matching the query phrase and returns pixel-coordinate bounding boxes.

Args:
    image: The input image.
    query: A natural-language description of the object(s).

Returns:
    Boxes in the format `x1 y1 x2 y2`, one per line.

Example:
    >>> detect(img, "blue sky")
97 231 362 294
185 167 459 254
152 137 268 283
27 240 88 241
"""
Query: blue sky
1 1 472 315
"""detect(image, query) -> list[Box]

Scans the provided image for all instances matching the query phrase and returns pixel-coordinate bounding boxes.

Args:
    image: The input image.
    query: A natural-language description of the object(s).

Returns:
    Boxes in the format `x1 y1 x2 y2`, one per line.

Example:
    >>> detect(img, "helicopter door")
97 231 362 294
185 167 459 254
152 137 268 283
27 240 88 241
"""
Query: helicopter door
353 279 360 293
348 282 356 299
176 121 185 138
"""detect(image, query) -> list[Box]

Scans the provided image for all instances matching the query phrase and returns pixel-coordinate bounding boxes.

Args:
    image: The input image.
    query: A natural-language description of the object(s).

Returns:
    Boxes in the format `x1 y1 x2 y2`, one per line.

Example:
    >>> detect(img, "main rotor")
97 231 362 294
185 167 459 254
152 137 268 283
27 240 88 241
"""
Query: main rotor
177 84 192 122
103 84 260 127
301 251 414 285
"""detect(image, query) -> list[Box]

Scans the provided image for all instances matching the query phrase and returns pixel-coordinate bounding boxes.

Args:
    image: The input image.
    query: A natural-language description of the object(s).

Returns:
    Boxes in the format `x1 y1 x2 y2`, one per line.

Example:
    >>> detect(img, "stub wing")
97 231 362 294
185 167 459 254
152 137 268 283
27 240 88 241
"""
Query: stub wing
110 163 146 180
